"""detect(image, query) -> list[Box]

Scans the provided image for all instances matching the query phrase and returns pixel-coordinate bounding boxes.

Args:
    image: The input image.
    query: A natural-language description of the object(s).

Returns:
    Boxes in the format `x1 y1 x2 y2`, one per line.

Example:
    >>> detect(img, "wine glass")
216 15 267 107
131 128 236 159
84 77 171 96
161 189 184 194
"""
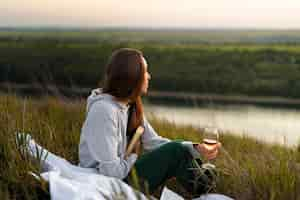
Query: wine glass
203 127 219 148
202 126 219 166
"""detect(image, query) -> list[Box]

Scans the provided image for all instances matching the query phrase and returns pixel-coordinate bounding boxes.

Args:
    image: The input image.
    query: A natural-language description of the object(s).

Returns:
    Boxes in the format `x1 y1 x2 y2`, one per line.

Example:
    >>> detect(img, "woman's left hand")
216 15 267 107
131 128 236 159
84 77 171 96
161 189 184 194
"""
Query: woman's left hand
132 139 142 155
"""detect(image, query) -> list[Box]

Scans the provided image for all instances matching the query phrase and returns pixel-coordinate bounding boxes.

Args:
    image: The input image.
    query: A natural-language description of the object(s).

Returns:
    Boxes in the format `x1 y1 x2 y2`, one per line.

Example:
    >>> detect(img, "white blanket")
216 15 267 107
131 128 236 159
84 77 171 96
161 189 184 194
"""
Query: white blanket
18 133 233 200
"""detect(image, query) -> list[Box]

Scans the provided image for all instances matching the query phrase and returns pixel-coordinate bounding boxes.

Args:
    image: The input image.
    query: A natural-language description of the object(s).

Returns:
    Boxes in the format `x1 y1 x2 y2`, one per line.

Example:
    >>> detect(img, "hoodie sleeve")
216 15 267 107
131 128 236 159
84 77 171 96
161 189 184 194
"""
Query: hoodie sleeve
141 116 171 151
82 102 137 179
141 117 202 159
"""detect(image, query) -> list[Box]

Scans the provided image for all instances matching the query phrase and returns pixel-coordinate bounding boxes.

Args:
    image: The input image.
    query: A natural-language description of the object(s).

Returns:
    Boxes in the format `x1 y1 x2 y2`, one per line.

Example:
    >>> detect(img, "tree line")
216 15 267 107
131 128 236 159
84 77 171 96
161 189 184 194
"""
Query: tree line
1 39 300 98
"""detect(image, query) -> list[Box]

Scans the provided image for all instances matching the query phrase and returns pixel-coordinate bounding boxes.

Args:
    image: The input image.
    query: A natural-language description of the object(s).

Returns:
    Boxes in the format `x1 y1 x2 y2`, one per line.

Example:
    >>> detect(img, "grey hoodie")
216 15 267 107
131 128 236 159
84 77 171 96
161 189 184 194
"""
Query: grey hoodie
79 88 200 179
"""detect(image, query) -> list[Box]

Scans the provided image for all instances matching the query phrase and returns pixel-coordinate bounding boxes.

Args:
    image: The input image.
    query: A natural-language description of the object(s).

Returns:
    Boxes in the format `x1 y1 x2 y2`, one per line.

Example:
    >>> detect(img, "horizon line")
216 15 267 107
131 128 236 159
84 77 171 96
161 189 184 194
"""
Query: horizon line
1 25 300 32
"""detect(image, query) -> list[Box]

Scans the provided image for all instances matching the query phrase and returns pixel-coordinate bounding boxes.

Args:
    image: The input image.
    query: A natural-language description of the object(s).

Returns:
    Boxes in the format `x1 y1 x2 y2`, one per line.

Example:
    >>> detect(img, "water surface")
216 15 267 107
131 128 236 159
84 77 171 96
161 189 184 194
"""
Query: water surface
145 103 300 147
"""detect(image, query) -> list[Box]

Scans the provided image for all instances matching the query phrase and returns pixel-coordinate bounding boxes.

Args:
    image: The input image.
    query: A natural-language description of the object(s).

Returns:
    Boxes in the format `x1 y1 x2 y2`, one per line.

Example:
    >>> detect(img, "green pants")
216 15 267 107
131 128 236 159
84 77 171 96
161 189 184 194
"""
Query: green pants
125 141 215 194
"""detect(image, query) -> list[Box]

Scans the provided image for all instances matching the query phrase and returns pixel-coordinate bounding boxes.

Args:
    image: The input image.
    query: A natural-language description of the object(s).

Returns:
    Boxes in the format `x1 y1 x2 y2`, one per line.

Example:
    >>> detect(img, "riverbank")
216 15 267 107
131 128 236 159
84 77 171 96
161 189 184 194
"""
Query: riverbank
2 83 300 107
2 83 300 146
0 94 300 199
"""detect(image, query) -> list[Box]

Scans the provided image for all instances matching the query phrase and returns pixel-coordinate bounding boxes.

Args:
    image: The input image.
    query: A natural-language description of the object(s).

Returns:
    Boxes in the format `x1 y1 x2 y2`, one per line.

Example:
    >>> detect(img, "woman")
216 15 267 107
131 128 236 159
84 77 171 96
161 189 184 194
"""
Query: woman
78 48 221 195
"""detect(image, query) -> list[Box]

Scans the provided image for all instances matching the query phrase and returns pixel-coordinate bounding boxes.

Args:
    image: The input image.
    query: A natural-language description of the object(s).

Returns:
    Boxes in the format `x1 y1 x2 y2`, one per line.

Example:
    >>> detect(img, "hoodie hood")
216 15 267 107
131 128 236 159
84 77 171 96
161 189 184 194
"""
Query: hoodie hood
86 88 129 114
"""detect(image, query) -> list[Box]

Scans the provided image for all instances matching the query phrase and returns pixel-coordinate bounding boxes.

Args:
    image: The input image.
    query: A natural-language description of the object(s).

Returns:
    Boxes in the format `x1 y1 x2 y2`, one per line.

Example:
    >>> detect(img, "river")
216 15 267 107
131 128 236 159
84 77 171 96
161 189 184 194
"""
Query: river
145 103 300 147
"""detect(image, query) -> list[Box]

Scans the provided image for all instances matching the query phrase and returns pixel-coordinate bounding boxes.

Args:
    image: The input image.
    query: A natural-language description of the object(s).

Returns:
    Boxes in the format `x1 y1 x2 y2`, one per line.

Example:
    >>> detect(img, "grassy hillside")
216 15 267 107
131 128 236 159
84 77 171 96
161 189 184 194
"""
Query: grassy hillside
0 94 300 199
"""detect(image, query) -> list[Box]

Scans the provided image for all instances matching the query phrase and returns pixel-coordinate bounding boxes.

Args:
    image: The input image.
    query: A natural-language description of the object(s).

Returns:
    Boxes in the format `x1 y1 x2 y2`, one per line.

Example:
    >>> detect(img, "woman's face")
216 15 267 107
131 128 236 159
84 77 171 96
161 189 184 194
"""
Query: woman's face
141 56 151 95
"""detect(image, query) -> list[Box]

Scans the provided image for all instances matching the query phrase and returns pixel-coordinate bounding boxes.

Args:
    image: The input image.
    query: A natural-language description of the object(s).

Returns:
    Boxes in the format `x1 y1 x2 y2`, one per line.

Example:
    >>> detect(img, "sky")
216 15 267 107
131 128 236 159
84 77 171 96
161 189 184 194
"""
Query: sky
1 0 300 29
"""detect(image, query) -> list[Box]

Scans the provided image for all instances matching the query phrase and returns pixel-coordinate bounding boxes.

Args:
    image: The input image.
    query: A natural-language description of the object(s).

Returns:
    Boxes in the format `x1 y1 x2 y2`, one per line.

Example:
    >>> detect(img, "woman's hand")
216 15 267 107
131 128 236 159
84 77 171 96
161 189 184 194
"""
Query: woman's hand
132 139 142 155
125 126 144 158
194 142 221 160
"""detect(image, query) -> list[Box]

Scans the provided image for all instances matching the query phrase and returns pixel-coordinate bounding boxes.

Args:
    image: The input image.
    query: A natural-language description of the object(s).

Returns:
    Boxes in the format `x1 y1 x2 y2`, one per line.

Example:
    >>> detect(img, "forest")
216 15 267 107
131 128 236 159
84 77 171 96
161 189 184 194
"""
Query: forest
1 29 300 98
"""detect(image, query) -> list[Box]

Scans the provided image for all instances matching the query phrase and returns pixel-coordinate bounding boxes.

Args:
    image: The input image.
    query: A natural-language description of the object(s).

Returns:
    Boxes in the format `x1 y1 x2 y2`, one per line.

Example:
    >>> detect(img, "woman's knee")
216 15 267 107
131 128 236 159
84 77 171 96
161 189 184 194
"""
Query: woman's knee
164 141 191 158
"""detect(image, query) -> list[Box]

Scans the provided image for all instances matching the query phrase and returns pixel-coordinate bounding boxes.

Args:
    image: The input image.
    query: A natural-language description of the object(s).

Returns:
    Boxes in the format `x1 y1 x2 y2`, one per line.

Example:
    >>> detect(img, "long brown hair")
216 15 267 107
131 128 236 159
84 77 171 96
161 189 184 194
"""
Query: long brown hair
101 48 145 137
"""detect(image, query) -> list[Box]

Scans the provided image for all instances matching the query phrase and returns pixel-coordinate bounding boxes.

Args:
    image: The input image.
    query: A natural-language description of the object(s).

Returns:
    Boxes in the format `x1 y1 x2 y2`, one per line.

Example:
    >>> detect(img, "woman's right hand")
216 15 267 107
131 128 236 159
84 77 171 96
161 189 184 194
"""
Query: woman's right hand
132 139 142 155
126 126 144 157
194 142 221 160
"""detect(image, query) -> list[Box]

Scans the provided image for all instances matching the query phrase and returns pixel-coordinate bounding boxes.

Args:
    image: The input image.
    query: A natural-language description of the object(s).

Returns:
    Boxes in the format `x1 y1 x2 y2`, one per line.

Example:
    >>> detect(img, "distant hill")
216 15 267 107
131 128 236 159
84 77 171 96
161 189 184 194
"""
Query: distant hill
1 28 300 44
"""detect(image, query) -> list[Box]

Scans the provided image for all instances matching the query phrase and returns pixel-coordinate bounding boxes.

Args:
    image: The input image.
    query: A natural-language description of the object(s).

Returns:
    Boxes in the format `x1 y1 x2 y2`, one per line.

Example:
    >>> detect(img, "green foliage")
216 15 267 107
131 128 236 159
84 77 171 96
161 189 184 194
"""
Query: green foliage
1 31 300 98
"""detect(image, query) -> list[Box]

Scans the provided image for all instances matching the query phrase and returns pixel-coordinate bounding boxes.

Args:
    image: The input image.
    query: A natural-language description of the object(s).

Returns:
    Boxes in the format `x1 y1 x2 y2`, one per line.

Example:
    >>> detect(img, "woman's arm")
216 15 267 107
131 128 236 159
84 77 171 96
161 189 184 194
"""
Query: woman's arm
141 116 203 159
141 117 171 151
80 102 137 179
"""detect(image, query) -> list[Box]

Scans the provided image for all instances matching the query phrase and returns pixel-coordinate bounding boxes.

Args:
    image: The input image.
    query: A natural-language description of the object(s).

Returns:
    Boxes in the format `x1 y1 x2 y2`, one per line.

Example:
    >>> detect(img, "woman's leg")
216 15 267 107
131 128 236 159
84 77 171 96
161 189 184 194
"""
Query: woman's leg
126 141 209 194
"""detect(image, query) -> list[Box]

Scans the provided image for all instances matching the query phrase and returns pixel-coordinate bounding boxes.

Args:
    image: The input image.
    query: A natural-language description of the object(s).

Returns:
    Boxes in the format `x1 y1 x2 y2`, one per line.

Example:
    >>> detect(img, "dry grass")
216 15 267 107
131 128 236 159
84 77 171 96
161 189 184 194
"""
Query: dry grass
0 94 300 199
